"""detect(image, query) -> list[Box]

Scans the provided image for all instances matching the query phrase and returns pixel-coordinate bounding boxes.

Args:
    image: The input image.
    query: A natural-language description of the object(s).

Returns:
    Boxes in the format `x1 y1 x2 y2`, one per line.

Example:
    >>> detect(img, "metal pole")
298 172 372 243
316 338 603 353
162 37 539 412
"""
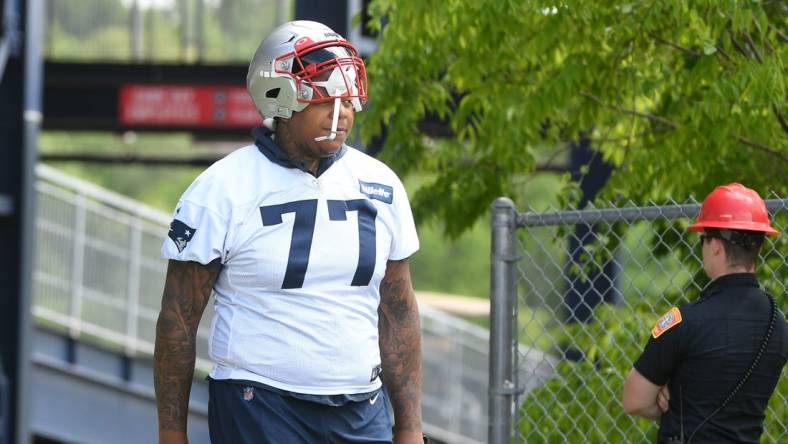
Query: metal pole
18 1 44 443
195 0 204 62
125 218 142 356
0 359 7 444
180 0 190 61
448 339 462 437
488 197 518 444
144 6 153 59
130 0 142 61
69 193 86 340
276 0 288 25
0 0 21 85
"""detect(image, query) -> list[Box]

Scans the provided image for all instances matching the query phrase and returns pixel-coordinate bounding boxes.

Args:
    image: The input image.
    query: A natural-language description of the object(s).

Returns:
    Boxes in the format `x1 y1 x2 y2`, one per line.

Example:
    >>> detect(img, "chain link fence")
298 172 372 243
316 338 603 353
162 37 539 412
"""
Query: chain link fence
489 195 787 443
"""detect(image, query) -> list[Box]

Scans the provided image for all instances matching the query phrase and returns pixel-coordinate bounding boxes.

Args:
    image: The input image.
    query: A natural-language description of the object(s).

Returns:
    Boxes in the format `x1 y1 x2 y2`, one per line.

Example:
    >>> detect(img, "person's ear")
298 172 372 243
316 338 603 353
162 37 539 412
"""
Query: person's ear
711 238 724 256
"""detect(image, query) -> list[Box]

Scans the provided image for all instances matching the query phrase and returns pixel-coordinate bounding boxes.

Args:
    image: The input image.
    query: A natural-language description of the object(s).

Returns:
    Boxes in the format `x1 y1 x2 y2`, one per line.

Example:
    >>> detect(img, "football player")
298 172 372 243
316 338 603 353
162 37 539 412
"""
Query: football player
154 20 424 444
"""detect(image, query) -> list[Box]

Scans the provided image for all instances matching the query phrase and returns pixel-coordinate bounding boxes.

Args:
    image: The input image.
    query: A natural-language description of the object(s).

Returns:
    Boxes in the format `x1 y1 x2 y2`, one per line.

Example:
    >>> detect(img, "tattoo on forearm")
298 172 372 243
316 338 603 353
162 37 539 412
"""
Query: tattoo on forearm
378 259 423 434
154 259 221 433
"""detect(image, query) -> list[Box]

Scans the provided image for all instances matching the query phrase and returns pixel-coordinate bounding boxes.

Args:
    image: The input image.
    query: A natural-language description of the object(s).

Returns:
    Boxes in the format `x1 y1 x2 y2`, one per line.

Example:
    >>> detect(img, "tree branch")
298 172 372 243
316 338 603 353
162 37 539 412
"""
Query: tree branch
730 33 750 59
715 44 733 63
761 35 775 55
539 144 573 173
773 104 788 136
580 92 680 129
742 32 764 63
738 137 788 163
592 127 675 144
648 32 702 57
770 25 788 44
578 94 784 163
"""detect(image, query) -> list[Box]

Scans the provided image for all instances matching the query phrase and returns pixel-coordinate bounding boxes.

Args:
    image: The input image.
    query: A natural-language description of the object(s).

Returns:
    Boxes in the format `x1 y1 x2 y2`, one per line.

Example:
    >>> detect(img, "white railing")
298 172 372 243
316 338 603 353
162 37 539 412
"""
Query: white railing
31 164 497 443
33 165 214 370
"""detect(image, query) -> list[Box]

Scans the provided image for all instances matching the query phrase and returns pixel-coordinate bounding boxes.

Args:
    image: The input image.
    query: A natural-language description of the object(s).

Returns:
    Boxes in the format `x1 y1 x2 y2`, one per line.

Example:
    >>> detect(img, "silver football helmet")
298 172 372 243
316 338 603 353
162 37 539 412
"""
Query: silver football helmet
247 20 368 122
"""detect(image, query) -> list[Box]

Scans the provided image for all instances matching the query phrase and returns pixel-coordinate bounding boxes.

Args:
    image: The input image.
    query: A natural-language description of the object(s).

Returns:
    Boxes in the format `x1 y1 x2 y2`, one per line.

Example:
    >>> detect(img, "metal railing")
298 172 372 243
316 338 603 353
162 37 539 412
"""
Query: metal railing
489 195 788 443
32 164 216 372
32 163 493 443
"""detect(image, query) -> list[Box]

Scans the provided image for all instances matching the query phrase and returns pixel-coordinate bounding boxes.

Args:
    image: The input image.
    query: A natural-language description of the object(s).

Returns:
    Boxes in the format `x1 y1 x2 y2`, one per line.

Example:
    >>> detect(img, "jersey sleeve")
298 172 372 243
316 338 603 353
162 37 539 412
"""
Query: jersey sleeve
161 174 231 265
387 180 419 260
633 308 686 386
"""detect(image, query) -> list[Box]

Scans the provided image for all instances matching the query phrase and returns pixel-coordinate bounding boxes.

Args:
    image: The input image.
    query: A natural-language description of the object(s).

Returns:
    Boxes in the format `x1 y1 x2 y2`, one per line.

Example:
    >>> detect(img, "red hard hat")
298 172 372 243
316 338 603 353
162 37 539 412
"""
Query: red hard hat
689 183 779 235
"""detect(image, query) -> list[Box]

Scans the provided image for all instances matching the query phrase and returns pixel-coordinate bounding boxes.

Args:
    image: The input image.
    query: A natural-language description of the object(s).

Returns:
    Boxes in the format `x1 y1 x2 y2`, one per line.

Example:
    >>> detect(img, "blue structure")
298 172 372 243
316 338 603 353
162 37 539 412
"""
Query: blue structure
1 0 40 442
31 327 209 444
563 137 621 326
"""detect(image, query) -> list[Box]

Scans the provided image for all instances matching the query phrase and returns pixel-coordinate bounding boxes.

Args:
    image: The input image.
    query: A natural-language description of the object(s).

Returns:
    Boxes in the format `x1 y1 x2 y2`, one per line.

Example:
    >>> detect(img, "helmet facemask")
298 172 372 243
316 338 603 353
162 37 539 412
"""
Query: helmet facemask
285 42 366 108
274 39 367 141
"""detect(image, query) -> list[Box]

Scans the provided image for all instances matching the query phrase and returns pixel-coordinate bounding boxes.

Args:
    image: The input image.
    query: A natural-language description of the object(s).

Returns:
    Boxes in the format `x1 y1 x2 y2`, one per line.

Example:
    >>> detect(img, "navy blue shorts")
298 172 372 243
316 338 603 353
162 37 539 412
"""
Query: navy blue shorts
208 379 393 444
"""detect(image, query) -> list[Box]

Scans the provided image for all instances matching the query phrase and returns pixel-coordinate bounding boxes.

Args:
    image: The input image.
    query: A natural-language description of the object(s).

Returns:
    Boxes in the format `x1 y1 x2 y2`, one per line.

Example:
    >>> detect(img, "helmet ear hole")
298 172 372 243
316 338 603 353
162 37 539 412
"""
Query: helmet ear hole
265 88 281 98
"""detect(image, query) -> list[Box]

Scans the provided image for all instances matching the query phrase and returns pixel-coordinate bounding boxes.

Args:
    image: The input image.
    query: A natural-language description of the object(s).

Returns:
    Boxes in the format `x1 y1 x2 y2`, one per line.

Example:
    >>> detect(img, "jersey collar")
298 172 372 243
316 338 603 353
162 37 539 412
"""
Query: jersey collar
253 126 346 178
700 272 759 298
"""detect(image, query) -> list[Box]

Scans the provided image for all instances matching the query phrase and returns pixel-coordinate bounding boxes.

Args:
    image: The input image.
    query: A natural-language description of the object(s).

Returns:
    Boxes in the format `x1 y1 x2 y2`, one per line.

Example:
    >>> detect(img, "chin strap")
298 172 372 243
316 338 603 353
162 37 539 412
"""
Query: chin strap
314 94 342 142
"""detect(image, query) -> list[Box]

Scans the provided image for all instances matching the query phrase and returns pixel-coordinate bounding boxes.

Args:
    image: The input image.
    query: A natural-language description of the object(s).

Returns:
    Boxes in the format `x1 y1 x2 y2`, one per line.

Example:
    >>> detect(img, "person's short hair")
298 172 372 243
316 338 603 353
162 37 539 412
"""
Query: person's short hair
704 228 764 268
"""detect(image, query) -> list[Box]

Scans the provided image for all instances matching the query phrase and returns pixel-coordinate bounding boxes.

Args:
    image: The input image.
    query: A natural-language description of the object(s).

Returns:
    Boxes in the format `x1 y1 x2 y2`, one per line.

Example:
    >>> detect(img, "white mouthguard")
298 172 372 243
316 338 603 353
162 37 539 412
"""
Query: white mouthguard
314 94 342 142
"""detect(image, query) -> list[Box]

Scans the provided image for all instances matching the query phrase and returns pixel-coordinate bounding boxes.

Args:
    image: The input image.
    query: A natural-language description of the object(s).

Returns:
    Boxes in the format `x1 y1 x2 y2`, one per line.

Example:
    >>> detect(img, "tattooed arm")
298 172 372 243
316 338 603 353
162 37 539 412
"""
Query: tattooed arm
154 259 221 444
378 259 423 444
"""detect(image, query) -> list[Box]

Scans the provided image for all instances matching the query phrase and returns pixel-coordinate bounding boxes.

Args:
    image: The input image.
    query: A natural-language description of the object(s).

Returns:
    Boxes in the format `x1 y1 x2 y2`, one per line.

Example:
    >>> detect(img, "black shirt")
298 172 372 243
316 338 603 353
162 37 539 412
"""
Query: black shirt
634 273 788 444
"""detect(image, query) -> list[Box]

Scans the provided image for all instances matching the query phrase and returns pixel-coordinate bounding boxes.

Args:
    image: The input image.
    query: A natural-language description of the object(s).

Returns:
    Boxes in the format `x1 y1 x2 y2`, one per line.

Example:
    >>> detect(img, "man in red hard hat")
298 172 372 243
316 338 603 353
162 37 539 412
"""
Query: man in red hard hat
622 183 788 443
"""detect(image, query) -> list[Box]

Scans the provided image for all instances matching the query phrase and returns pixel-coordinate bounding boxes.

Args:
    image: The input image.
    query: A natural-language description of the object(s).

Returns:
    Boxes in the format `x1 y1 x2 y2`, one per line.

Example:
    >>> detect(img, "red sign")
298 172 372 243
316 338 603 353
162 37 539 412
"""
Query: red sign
119 84 261 128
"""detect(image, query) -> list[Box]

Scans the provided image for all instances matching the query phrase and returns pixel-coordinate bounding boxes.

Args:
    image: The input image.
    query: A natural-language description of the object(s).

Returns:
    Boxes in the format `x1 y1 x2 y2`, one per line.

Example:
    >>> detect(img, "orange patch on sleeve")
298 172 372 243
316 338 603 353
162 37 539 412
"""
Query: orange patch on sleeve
651 307 682 339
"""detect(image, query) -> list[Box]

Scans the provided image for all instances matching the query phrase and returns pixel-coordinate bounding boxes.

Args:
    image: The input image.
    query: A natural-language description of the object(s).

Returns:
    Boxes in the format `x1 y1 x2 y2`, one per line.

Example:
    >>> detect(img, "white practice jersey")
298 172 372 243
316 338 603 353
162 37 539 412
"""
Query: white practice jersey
161 141 419 395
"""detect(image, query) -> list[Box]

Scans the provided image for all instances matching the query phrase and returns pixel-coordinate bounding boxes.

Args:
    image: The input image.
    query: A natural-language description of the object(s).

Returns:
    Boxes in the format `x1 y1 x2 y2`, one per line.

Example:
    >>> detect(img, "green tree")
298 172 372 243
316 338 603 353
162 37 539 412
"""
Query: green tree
361 0 787 237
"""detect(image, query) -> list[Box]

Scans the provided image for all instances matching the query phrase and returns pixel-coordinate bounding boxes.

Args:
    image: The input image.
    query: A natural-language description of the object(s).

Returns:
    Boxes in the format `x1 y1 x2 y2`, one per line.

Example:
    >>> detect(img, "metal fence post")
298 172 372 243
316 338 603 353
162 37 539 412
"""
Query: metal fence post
125 216 142 356
276 0 288 26
69 192 86 339
130 0 142 61
195 0 204 62
489 197 518 444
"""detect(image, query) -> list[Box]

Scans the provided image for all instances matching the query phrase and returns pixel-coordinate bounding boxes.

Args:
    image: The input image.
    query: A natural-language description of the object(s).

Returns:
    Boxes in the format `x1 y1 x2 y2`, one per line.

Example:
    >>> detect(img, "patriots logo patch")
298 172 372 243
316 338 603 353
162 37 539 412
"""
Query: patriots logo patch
651 307 682 339
168 219 196 253
359 180 393 204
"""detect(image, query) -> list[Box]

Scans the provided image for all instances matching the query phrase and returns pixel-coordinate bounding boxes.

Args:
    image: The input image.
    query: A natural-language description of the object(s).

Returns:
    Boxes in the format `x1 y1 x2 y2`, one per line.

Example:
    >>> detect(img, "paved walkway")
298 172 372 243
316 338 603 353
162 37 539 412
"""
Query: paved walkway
416 291 489 317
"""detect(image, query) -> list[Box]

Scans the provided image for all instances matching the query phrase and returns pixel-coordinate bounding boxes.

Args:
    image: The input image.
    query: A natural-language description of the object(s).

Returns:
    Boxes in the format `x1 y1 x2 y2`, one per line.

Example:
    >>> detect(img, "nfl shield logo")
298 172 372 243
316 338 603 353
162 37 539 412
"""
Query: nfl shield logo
243 387 254 401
